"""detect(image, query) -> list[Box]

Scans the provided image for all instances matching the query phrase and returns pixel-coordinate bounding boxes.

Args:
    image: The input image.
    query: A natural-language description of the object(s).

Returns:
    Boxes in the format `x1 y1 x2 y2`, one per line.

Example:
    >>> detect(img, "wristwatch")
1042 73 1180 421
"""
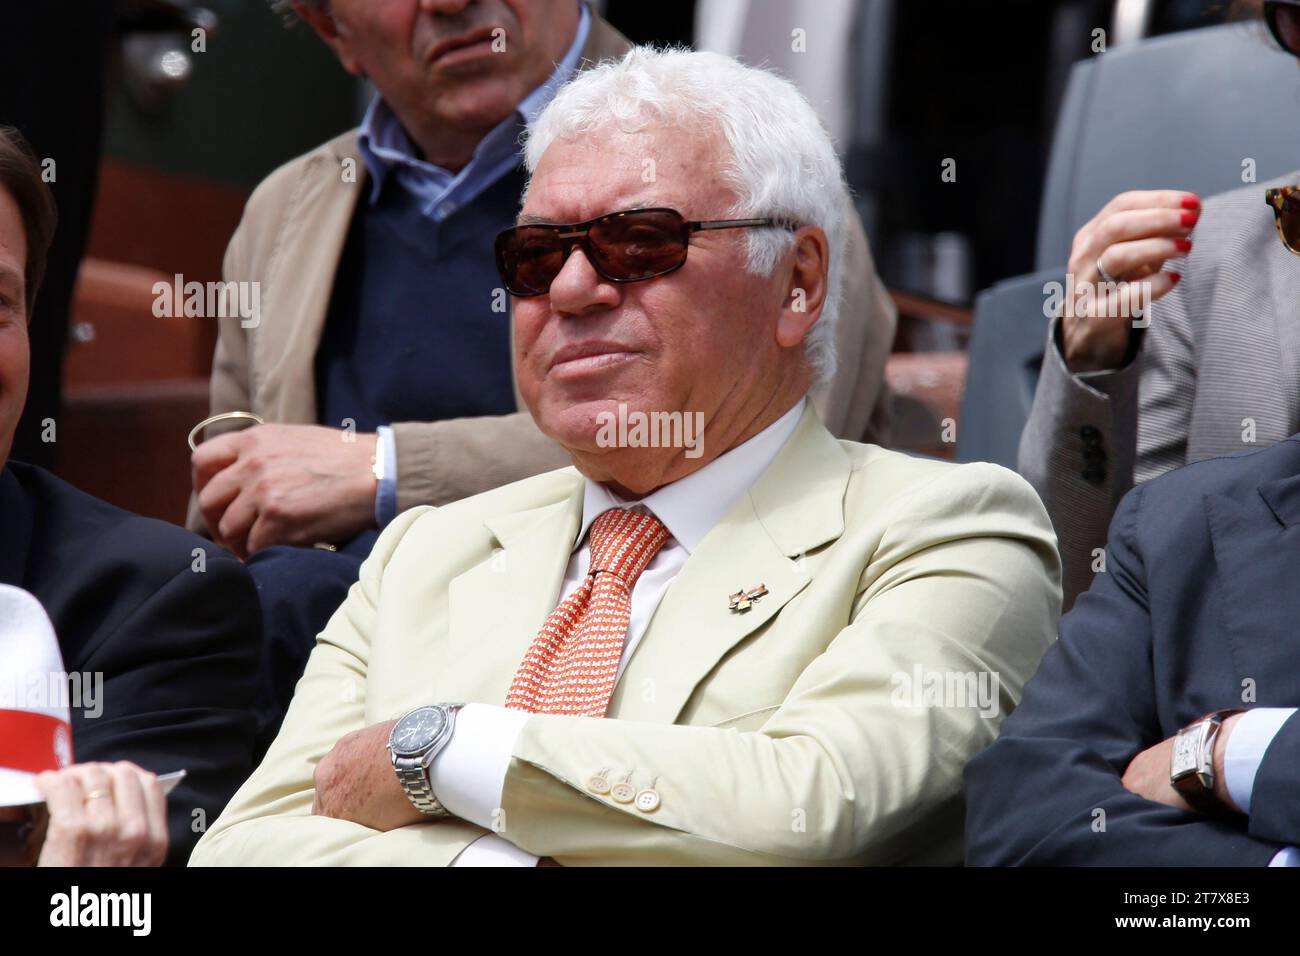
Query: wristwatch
388 703 463 817
1170 709 1244 815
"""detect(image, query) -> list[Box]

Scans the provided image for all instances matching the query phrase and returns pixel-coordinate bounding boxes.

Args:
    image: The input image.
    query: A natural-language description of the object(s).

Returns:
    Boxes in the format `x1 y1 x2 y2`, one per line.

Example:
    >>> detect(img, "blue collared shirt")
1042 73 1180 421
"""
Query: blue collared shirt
358 2 590 526
355 1 590 222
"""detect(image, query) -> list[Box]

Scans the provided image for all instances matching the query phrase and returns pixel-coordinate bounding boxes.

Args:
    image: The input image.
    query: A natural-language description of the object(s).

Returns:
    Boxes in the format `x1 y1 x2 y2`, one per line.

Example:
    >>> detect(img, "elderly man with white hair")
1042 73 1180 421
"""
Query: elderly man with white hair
191 47 1061 867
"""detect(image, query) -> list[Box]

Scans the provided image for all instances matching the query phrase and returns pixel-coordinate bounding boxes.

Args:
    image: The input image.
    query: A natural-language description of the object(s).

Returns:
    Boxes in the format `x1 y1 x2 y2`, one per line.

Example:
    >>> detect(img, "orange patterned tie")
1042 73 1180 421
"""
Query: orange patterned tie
505 508 670 717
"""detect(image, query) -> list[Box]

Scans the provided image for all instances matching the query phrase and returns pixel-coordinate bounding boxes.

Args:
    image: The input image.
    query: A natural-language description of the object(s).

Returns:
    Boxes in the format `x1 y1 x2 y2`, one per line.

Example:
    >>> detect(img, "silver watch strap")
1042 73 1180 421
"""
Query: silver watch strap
395 760 451 817
391 703 463 818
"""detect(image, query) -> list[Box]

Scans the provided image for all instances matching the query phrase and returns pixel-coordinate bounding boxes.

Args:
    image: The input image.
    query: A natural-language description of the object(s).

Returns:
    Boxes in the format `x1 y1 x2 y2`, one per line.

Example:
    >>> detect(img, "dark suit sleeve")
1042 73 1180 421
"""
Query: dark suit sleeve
1248 712 1300 846
964 484 1281 866
71 554 259 866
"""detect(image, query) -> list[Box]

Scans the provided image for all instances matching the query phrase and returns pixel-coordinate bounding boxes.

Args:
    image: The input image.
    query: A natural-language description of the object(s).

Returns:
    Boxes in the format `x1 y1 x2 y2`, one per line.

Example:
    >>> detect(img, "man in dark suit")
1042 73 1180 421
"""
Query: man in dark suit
0 125 260 865
966 435 1300 865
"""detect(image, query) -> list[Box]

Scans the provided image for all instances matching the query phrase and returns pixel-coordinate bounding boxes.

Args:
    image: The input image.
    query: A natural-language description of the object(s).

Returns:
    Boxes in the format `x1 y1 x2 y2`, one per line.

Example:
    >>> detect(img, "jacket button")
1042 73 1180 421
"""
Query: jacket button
1080 425 1101 442
611 782 636 803
1082 463 1106 484
586 774 611 795
634 788 661 813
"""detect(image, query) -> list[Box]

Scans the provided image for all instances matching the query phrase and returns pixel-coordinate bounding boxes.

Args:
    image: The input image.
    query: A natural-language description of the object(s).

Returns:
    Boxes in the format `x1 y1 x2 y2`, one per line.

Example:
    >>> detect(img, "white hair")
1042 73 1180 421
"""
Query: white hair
523 46 848 385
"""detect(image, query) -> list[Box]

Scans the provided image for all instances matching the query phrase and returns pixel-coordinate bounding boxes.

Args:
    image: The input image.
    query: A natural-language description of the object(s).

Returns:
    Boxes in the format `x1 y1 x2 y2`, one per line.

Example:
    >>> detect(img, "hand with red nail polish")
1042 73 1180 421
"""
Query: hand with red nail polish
1061 190 1199 373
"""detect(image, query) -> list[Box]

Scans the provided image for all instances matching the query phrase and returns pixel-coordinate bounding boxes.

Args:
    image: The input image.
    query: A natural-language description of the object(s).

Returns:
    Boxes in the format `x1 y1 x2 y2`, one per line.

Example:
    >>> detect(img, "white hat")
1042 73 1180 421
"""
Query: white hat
0 584 73 807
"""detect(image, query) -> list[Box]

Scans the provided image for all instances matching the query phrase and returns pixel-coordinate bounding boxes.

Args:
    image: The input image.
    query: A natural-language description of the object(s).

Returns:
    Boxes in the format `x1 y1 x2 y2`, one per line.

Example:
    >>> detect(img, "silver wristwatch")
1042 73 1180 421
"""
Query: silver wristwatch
1170 709 1243 815
388 703 463 817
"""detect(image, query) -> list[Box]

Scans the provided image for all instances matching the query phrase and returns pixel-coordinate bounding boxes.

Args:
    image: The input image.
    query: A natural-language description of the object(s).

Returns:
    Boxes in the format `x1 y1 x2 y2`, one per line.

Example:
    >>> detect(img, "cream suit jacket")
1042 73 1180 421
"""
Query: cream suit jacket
190 406 1060 866
185 15 897 533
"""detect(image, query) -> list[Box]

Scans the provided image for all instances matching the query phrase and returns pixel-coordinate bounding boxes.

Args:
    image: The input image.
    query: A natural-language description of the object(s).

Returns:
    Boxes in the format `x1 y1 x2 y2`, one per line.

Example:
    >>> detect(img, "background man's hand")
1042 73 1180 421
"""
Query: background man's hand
1121 713 1244 814
192 423 378 558
312 720 425 832
35 762 168 867
1061 190 1199 373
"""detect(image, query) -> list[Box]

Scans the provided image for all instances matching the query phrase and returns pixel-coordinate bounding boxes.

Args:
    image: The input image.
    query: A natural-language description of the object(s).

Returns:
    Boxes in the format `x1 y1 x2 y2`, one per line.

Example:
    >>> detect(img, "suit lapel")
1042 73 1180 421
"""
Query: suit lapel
258 132 366 425
612 408 851 722
440 485 584 704
0 467 34 588
1204 461 1300 705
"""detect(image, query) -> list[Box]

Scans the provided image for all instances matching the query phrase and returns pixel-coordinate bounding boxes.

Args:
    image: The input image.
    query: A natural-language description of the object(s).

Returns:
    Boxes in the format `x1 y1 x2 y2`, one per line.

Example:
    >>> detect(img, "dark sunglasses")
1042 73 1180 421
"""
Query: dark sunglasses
1265 0 1300 57
494 207 791 297
1265 186 1300 255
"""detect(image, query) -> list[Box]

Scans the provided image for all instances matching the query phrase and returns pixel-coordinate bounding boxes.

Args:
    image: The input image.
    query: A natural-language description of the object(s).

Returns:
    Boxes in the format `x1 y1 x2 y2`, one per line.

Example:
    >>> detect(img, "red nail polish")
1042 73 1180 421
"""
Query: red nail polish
1181 212 1199 227
1181 196 1201 211
1175 239 1193 251
1169 272 1181 284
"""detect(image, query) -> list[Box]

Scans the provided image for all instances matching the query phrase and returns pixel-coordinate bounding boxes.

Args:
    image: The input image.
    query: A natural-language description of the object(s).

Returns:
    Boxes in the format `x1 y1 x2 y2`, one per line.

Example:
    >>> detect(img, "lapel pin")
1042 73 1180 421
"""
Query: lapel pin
728 584 769 613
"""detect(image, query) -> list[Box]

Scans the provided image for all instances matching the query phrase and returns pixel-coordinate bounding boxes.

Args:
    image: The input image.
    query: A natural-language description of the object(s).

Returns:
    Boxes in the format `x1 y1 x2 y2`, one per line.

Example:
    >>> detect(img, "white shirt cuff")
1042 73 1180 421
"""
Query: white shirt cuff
1269 847 1300 867
451 833 539 867
428 703 530 831
374 426 399 526
1224 707 1298 814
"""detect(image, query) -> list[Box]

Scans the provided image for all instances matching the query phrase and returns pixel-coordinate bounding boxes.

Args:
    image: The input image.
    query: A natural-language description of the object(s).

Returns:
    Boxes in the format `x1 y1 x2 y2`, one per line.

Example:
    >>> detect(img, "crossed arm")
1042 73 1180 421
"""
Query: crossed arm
964 485 1297 866
192 470 1060 866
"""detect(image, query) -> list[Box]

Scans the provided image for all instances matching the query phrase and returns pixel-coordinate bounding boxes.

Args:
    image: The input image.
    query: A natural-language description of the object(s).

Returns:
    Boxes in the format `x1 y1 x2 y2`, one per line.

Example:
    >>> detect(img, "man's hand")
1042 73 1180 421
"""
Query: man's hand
35 762 169 867
192 423 378 558
1062 190 1199 373
1120 736 1193 812
312 720 426 832
1121 713 1245 813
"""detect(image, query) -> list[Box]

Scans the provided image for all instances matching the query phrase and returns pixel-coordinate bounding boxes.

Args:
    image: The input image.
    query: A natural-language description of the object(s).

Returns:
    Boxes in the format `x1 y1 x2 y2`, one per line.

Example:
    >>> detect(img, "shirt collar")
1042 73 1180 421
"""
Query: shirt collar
516 0 590 127
356 1 590 204
575 398 807 556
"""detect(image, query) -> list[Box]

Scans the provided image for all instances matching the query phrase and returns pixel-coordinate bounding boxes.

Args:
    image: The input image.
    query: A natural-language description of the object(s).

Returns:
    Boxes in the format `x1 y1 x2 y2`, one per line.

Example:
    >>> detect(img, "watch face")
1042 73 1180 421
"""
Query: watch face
392 707 447 756
1171 727 1201 776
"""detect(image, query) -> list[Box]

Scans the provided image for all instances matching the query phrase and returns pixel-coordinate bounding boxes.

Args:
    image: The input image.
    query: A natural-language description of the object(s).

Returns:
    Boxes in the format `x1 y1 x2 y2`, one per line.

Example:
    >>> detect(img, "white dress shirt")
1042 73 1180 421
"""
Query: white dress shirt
432 399 806 865
1221 707 1300 866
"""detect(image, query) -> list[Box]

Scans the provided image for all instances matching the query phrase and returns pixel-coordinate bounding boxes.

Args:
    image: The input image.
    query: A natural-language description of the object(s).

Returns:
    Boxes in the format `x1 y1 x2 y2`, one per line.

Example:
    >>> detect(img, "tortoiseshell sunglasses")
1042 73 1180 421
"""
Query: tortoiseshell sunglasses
1265 186 1300 256
495 207 793 296
1265 0 1300 58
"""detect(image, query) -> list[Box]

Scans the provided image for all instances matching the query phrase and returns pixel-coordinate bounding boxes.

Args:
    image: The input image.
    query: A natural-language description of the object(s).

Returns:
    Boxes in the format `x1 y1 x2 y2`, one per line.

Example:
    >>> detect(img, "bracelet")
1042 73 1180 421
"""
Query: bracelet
187 411 265 452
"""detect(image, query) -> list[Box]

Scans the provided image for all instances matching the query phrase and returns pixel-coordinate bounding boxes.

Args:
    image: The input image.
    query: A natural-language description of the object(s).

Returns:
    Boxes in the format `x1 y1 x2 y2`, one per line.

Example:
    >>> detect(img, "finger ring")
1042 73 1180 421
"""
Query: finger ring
1096 256 1120 284
188 410 265 452
84 789 112 803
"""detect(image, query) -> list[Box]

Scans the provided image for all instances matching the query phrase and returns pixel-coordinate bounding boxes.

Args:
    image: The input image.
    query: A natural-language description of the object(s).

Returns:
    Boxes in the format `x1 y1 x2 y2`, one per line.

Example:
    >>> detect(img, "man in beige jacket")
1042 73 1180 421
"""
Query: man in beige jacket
190 1 897 749
191 47 1058 867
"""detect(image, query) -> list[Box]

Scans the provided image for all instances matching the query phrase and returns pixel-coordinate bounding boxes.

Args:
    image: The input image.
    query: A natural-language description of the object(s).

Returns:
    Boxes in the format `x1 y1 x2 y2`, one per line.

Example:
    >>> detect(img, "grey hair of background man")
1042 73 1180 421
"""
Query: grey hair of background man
523 46 848 385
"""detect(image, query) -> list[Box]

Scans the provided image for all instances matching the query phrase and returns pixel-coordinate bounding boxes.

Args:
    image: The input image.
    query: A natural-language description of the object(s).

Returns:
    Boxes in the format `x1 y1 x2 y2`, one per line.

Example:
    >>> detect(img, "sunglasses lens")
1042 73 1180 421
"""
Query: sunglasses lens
1281 197 1300 253
1269 3 1300 56
588 210 689 282
498 226 567 295
497 210 693 295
